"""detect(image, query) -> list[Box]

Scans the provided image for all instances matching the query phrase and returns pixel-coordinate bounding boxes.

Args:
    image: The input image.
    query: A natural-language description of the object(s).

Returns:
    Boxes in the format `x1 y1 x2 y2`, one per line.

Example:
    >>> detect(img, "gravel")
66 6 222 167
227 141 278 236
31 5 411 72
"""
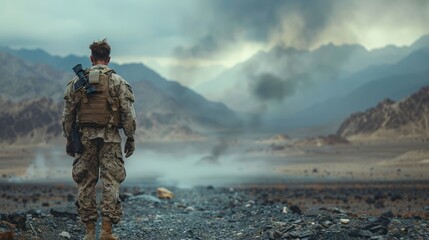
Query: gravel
0 183 428 239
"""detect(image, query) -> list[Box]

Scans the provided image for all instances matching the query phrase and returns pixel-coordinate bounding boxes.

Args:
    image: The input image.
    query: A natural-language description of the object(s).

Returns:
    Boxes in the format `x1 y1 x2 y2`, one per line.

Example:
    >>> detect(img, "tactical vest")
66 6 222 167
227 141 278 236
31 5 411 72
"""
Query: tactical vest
76 68 120 128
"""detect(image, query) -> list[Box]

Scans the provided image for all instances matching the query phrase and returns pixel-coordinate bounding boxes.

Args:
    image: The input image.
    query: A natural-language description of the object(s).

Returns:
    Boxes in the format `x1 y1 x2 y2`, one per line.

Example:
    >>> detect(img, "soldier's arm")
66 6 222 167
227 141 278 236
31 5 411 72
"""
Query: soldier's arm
62 80 77 138
118 79 137 138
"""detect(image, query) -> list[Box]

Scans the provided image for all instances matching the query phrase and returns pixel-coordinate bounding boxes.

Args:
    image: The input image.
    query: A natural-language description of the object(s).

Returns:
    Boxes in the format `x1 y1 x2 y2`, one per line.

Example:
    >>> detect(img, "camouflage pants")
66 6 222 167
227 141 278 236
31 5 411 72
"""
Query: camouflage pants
72 138 126 224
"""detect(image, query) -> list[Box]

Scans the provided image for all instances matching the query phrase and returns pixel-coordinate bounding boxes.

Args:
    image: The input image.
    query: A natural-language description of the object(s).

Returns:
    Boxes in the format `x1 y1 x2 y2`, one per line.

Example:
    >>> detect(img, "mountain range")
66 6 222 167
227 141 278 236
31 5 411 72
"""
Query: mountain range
0 48 240 143
195 35 429 135
1 34 429 143
271 47 429 134
0 45 239 130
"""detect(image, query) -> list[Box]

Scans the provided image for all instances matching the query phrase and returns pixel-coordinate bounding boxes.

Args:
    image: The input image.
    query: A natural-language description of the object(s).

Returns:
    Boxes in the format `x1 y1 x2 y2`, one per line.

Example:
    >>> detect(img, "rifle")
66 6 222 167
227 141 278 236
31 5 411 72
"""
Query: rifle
71 122 83 155
72 64 96 95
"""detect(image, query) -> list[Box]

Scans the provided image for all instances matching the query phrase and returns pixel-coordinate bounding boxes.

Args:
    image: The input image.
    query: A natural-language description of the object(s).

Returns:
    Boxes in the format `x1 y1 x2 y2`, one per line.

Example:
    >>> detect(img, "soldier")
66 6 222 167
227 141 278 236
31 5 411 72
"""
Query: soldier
62 39 136 240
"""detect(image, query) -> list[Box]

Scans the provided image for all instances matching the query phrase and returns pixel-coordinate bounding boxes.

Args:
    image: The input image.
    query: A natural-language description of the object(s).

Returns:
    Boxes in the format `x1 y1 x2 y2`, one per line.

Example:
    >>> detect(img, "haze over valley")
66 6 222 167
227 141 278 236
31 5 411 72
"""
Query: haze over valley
1 2 429 239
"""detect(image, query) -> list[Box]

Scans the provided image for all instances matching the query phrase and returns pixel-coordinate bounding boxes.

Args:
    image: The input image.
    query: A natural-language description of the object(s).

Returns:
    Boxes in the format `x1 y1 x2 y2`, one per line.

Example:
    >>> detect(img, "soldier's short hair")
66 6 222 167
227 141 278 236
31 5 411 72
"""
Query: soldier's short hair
89 38 111 61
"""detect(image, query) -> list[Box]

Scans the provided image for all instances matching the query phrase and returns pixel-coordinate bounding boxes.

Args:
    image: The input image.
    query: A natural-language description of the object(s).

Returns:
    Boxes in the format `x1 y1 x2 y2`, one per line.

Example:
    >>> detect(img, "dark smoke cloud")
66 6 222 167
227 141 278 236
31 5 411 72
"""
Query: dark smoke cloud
252 73 297 102
175 0 429 60
175 0 337 59
174 35 219 59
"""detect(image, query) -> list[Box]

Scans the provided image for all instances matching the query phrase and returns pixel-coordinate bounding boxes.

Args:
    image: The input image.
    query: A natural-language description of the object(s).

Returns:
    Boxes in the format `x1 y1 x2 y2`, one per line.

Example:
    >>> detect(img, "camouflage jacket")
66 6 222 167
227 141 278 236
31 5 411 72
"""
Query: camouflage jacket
62 64 136 143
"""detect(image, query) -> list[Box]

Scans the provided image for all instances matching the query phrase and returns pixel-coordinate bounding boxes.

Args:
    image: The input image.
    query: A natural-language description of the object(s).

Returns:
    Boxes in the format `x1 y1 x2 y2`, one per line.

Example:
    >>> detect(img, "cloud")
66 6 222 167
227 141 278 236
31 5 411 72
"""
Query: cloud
173 0 337 59
0 0 196 59
1 0 429 76
174 0 429 60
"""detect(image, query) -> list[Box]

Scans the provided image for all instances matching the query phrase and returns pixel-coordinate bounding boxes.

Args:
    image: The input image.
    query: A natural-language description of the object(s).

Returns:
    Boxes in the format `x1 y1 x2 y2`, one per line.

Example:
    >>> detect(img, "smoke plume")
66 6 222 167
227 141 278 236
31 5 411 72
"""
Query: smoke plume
197 139 229 165
252 73 297 102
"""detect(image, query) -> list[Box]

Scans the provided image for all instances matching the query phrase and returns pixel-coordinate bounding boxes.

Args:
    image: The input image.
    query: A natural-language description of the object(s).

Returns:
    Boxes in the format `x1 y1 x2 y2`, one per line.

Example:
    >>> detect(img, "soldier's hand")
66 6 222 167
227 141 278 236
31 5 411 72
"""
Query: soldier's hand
124 137 135 158
66 138 75 157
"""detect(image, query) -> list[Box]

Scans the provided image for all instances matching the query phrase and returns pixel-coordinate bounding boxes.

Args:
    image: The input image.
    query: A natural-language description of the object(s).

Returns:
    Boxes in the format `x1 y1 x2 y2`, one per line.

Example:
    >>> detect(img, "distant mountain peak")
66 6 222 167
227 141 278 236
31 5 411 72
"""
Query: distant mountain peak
376 98 395 109
316 42 367 51
272 45 306 54
411 34 429 50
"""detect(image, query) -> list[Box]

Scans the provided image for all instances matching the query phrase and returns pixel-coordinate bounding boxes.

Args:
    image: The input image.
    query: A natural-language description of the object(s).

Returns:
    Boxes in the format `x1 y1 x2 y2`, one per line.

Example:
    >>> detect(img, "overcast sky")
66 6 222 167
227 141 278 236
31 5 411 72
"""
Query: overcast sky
1 0 429 85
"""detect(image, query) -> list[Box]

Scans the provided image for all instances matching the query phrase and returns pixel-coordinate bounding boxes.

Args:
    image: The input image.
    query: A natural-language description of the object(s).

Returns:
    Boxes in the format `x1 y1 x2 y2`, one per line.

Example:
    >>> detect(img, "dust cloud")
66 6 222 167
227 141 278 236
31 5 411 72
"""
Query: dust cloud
9 141 277 188
125 141 272 188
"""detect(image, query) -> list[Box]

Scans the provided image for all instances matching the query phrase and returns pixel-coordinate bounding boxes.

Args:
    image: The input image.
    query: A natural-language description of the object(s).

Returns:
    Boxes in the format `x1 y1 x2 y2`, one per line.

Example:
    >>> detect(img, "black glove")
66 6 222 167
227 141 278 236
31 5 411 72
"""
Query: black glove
124 137 135 158
66 138 75 157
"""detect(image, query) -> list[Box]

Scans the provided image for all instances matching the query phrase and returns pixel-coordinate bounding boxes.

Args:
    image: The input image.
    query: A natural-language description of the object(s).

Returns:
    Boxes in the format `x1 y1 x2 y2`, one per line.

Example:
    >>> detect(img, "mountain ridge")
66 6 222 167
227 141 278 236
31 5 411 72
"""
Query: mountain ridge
337 86 429 140
0 48 241 143
277 47 429 131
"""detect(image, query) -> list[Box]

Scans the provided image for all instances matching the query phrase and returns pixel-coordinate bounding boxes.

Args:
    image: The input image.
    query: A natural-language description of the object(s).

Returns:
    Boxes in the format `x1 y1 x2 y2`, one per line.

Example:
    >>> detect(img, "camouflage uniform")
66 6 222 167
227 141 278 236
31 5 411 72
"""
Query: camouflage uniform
62 64 136 224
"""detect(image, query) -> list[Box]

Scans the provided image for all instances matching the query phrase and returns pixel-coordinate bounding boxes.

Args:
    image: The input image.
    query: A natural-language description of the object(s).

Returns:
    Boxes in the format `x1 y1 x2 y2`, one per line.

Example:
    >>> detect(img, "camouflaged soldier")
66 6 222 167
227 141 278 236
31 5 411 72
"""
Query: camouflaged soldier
62 39 136 240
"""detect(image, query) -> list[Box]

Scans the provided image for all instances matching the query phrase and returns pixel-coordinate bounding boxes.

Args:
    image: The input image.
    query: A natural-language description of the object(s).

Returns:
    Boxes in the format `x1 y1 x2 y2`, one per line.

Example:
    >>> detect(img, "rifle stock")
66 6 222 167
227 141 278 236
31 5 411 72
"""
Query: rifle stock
73 64 96 95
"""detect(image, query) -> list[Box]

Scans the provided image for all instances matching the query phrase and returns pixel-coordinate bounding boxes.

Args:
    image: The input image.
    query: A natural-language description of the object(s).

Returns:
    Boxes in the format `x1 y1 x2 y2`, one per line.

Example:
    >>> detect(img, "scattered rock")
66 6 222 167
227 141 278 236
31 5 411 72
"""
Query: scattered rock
340 219 350 224
273 221 287 227
185 206 195 212
267 230 282 239
27 209 42 218
289 230 312 238
349 229 373 238
321 220 333 228
282 207 288 214
330 207 347 214
361 217 390 235
289 205 302 215
59 231 71 239
119 192 134 201
157 187 174 200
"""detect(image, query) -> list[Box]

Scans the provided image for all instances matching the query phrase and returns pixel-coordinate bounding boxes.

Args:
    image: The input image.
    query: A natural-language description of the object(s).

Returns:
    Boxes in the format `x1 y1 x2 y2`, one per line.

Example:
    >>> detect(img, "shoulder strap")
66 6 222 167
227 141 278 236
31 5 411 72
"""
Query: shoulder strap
100 67 116 75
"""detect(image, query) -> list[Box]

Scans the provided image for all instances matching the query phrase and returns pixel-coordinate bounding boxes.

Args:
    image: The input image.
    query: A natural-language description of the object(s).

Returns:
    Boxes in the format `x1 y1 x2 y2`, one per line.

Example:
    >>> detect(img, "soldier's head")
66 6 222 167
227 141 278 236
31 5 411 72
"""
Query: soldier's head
89 38 111 65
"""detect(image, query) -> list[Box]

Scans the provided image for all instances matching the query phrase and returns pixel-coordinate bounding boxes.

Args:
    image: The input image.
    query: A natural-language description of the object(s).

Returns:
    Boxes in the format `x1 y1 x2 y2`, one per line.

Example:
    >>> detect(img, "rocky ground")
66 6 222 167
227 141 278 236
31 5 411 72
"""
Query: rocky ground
0 181 428 240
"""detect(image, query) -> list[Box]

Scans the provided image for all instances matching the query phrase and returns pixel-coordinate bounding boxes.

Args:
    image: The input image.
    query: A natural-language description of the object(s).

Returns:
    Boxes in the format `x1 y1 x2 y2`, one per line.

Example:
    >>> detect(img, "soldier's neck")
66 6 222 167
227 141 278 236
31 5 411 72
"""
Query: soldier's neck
93 61 109 66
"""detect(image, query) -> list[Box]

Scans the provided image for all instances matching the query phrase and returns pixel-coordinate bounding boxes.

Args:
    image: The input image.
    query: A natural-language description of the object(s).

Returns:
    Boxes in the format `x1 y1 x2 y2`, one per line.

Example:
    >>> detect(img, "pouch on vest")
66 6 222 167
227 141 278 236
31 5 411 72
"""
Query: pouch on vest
88 70 101 84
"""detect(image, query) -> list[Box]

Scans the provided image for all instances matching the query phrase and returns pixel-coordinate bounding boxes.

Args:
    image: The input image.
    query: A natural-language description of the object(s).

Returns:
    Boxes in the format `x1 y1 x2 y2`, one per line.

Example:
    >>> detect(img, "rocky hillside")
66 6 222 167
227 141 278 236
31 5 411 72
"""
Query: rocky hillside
0 97 62 144
337 86 429 140
0 52 68 101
